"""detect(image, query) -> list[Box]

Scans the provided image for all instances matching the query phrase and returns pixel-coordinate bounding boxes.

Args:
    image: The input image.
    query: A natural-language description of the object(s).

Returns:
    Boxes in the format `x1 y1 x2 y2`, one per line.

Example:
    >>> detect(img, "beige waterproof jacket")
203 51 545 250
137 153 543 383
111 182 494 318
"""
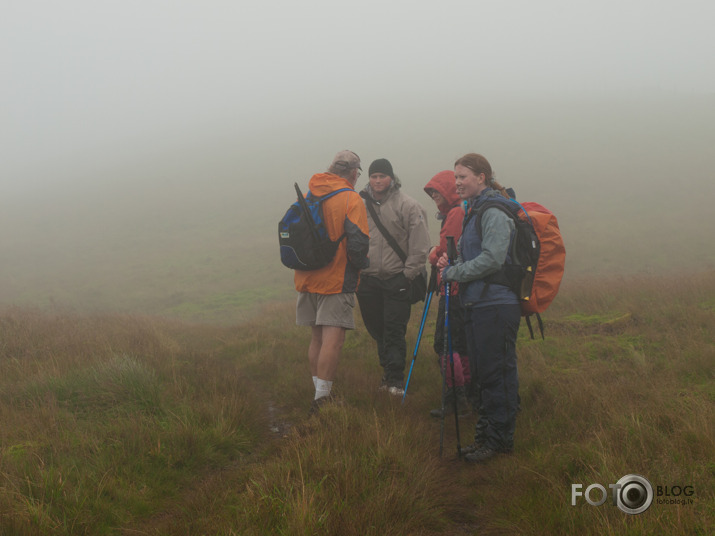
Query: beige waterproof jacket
360 184 430 281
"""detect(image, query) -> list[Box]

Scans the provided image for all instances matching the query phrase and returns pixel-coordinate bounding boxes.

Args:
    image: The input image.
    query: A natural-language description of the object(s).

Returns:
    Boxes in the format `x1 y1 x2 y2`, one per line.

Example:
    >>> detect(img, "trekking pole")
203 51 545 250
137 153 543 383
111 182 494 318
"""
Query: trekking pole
445 237 462 459
294 183 318 233
293 182 328 266
403 266 438 404
438 290 448 456
439 237 460 457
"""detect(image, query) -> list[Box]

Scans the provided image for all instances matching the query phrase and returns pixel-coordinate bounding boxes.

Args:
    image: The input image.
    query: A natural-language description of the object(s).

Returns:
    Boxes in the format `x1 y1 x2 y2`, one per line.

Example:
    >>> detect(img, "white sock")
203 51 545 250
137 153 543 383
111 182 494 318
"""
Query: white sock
314 378 333 400
312 376 318 389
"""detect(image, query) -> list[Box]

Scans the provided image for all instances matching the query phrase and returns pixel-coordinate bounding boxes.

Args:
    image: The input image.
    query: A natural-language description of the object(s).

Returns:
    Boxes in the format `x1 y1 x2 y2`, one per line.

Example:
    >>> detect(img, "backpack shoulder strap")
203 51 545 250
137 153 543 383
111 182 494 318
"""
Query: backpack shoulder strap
311 187 353 202
470 198 520 299
309 187 354 243
473 199 519 236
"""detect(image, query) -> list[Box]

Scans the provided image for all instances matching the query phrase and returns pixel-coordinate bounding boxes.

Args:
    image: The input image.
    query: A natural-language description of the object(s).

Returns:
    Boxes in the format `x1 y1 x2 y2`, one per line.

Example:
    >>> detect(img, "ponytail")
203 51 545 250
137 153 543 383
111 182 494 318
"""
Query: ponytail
489 177 510 199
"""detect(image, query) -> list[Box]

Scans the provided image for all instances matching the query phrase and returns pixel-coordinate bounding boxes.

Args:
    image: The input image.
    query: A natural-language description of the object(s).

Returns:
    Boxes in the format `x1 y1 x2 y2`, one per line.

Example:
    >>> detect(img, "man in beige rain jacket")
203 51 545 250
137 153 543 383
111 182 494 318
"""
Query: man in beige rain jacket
357 158 430 395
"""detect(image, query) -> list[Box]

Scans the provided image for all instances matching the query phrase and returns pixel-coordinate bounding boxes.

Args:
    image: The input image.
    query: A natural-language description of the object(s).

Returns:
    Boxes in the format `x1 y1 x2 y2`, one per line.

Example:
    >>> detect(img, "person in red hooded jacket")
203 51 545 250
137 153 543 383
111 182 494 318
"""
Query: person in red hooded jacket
424 170 473 418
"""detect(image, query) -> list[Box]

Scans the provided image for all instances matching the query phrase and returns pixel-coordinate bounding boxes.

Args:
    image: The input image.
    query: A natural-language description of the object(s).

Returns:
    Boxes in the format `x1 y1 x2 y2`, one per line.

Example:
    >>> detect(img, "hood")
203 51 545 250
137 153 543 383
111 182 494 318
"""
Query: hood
424 170 460 215
308 172 354 197
469 187 503 210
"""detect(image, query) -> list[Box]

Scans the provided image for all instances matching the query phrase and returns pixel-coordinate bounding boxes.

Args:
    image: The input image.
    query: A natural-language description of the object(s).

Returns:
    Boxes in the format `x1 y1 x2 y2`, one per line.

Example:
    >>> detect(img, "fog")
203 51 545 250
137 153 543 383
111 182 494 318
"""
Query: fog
2 1 714 318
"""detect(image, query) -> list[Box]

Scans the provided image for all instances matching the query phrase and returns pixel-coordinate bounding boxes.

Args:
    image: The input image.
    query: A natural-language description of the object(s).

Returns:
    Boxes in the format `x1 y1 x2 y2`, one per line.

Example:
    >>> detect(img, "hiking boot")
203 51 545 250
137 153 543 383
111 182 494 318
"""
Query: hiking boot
464 446 498 463
308 395 333 416
379 377 404 396
459 440 485 456
464 445 512 463
387 385 405 396
430 407 445 418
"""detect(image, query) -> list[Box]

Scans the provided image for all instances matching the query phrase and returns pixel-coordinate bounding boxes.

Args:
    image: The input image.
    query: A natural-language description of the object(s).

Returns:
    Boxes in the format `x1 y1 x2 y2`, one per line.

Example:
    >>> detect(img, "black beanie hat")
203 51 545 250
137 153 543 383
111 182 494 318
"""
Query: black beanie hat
368 158 394 177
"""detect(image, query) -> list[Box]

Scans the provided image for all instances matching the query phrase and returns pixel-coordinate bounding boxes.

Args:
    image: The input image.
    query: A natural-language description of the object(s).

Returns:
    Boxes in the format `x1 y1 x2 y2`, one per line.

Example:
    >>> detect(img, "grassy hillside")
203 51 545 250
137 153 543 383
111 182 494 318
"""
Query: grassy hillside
0 273 712 534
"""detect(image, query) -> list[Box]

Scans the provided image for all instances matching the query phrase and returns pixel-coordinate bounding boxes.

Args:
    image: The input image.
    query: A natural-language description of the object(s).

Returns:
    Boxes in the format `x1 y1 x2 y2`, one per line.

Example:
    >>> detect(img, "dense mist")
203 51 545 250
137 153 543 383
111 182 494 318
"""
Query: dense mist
1 92 713 320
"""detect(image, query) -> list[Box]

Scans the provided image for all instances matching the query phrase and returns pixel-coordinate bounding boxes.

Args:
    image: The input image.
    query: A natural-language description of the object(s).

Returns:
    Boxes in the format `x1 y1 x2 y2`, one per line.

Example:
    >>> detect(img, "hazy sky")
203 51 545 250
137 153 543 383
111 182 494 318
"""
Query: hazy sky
2 1 715 312
3 0 715 195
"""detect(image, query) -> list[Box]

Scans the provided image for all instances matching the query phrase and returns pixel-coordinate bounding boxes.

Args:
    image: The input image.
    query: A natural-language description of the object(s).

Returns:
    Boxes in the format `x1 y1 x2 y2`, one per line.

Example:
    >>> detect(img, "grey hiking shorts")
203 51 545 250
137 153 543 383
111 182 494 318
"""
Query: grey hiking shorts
296 292 356 329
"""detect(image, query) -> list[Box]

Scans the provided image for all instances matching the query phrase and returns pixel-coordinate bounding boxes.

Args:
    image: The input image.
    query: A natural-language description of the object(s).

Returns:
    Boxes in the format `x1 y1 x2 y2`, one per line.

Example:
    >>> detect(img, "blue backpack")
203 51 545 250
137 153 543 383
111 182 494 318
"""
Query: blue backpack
279 183 352 270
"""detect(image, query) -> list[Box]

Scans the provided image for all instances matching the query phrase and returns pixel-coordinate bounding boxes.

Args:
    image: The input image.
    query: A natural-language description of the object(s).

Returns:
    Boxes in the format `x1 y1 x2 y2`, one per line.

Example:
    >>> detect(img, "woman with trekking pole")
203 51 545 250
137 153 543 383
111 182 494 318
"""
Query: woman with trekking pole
423 170 472 419
438 153 521 464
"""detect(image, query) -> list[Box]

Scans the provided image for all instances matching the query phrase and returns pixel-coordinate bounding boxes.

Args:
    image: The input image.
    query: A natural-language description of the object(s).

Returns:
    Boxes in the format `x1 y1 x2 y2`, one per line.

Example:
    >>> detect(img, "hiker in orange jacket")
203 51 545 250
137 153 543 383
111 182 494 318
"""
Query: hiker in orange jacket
295 150 370 415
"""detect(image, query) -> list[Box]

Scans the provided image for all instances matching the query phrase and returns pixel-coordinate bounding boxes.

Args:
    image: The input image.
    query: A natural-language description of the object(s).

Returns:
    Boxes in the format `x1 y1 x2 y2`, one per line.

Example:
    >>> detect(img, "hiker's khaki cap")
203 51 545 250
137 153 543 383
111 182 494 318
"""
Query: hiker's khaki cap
329 150 362 172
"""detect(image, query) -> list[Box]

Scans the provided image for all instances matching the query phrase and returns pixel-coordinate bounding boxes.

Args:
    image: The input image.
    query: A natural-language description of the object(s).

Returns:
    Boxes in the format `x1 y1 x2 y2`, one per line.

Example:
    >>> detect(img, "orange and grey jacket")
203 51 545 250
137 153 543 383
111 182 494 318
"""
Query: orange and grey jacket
294 173 370 294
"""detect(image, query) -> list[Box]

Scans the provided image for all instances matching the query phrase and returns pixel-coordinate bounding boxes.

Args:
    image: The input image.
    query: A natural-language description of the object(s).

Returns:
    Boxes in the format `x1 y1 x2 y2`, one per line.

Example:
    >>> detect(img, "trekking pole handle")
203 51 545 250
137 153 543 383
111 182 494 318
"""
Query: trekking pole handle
427 265 438 293
446 236 456 264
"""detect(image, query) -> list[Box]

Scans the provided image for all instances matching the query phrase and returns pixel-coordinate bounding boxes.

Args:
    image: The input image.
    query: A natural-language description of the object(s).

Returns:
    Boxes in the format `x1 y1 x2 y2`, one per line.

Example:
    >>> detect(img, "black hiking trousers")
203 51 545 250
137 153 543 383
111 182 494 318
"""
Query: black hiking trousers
356 274 412 387
465 303 521 452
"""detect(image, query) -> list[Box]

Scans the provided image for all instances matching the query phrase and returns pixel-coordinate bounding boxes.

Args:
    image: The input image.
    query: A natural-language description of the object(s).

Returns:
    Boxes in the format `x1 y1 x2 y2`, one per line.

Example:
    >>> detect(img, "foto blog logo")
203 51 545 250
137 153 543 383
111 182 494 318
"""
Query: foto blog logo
571 474 653 515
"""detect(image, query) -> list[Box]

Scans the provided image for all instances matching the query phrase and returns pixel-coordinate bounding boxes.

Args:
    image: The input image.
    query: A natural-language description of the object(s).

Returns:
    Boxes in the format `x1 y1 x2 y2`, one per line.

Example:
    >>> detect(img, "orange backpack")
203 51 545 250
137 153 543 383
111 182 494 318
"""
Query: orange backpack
517 202 566 337
475 198 566 338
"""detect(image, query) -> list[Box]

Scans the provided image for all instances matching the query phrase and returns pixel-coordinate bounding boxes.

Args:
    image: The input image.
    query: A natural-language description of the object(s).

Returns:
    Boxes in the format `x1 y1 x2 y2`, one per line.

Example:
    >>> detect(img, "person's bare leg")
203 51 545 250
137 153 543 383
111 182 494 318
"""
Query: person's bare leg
308 325 323 377
315 325 345 381
308 325 346 401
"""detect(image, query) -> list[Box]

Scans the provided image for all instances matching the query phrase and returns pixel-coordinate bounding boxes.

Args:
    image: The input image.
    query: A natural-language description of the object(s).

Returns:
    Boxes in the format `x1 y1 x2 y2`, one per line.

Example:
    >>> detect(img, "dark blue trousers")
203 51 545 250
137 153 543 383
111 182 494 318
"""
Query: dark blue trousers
465 304 521 451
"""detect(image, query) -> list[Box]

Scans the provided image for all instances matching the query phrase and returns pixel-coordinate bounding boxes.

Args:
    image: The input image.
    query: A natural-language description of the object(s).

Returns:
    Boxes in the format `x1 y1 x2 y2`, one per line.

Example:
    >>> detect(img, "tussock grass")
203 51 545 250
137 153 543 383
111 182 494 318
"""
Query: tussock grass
0 273 713 534
238 407 459 536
